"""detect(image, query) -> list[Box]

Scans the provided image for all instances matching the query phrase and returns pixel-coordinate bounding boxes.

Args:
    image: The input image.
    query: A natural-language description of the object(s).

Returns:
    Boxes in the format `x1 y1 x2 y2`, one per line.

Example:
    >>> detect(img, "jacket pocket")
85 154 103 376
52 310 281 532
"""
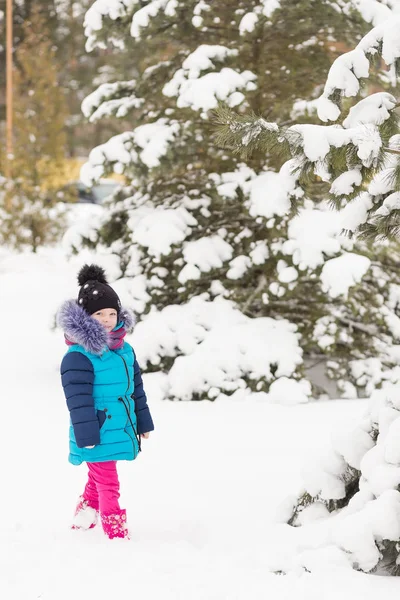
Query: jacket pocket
97 409 107 429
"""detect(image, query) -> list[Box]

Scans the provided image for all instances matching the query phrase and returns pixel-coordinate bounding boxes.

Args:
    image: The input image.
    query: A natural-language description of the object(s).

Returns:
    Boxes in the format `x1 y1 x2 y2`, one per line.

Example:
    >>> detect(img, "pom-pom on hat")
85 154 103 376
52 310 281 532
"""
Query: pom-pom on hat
77 264 121 316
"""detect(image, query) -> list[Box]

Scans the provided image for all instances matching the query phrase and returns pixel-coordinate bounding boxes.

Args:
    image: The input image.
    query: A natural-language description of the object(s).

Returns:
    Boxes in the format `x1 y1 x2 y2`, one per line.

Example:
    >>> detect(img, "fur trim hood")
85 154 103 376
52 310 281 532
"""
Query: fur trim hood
57 300 135 355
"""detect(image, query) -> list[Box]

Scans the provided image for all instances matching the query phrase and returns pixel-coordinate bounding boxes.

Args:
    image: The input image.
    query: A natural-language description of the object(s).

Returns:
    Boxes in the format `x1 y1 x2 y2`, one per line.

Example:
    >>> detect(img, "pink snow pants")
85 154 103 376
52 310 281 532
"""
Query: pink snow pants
82 461 120 515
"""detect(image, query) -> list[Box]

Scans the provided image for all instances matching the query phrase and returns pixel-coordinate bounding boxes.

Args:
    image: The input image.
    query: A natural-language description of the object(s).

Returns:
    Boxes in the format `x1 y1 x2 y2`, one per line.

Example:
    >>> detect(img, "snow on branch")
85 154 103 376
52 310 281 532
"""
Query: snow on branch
347 0 395 27
84 0 139 50
80 119 180 184
280 379 400 574
132 295 309 402
216 105 394 168
130 0 177 39
163 45 257 113
317 16 400 122
84 0 178 49
81 81 144 122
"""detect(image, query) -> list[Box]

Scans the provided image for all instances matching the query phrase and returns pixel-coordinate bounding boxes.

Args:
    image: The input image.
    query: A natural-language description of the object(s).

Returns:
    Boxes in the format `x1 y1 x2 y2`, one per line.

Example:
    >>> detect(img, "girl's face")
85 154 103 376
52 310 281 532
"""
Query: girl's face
91 308 118 332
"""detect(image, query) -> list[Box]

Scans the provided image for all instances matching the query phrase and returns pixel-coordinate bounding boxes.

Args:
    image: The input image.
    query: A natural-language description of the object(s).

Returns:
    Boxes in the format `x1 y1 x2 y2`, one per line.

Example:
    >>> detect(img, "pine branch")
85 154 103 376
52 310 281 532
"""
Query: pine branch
337 317 380 336
212 104 290 160
242 274 267 313
383 148 400 156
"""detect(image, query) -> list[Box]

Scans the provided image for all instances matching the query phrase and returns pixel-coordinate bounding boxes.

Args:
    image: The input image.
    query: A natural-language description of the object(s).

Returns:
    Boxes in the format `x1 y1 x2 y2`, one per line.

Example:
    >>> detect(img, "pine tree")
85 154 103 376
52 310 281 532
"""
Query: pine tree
77 0 400 400
54 0 141 157
215 10 400 242
0 7 70 251
212 10 400 576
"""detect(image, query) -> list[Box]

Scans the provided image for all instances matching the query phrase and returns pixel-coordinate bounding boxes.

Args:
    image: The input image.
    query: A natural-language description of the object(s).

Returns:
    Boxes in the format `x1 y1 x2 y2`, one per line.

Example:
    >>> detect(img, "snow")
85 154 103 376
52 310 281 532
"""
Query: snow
238 0 281 33
226 255 252 279
239 12 259 34
62 203 105 254
351 0 394 26
179 45 238 77
321 253 371 298
332 490 400 572
81 81 143 122
332 420 375 470
369 155 399 195
132 295 303 400
81 132 136 184
241 118 279 146
130 0 177 39
317 16 400 122
295 502 331 526
182 235 234 273
246 160 301 219
284 373 400 575
84 0 137 50
164 65 257 112
211 164 255 199
177 263 201 284
313 317 337 351
81 119 180 184
317 49 370 121
343 92 397 128
162 39 257 114
277 265 298 283
3 250 400 596
283 205 349 271
193 0 210 17
359 16 400 66
167 313 302 401
339 192 374 233
302 448 348 500
289 122 383 167
329 169 362 196
133 120 180 168
249 240 269 265
129 206 197 258
388 283 400 311
265 377 312 406
262 0 281 17
375 192 400 216
290 98 319 119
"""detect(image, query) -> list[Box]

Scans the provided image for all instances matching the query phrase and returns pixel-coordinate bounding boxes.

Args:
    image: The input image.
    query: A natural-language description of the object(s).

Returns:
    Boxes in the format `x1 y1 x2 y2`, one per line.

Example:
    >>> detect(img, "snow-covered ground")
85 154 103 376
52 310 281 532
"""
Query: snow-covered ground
1 248 399 599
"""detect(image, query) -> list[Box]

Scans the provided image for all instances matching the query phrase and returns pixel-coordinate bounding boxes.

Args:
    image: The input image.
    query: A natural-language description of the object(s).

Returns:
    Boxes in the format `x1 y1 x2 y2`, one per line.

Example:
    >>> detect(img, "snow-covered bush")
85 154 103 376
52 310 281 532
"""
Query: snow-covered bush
131 295 309 402
284 375 400 574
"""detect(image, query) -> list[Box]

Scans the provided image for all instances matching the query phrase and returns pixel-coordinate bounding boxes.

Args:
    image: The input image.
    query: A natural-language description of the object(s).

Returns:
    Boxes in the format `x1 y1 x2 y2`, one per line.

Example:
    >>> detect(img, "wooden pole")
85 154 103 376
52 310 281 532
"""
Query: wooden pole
5 0 13 180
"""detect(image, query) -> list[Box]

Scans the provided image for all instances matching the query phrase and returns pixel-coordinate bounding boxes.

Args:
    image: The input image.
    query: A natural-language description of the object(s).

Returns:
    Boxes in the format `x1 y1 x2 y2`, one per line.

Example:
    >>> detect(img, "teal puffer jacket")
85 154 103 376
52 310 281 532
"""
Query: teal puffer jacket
64 343 140 465
58 300 154 465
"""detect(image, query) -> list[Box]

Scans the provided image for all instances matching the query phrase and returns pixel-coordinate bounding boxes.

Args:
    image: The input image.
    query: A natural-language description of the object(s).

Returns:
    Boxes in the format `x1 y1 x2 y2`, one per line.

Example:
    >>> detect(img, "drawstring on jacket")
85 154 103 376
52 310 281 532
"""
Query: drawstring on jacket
119 396 142 453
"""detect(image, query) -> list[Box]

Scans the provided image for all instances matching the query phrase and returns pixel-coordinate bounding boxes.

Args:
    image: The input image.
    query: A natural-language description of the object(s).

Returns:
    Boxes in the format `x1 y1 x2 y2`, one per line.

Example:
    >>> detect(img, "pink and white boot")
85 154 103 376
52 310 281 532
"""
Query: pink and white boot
100 509 129 539
71 496 99 530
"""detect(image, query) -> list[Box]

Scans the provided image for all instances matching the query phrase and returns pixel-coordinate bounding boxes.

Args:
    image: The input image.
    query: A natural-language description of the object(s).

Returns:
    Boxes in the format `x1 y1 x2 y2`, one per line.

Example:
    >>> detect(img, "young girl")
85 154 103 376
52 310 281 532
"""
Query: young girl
58 264 154 539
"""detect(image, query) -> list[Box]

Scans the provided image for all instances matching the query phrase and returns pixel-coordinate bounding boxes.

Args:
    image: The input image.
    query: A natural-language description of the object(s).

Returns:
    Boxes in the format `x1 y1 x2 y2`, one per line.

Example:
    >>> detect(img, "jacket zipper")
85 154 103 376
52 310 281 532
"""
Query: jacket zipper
118 354 141 453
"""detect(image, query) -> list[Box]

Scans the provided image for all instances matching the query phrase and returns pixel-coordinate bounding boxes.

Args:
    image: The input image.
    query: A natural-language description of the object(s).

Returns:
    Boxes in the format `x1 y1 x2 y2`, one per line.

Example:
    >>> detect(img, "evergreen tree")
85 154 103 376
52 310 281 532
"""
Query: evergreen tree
215 9 400 242
213 11 400 575
77 0 400 399
54 0 141 156
0 7 70 251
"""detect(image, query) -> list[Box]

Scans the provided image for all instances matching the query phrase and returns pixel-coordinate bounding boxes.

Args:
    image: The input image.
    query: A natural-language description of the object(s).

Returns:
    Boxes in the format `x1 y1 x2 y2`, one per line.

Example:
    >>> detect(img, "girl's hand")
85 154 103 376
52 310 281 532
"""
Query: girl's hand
141 432 150 440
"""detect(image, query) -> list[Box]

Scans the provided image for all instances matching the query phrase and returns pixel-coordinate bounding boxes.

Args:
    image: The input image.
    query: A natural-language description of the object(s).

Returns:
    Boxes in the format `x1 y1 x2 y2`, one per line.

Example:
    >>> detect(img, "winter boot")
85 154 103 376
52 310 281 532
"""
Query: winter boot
100 509 129 539
71 496 99 530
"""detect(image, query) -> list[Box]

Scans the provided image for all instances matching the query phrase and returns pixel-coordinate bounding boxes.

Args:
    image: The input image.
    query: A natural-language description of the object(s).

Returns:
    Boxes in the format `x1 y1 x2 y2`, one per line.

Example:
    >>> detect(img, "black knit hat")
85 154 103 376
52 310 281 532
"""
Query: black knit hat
77 264 121 316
